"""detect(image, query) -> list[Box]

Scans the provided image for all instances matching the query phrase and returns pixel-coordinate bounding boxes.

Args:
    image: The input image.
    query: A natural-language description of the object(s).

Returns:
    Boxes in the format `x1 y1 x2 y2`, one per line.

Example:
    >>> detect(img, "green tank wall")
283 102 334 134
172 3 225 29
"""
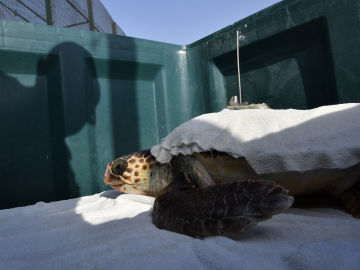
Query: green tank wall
0 0 359 209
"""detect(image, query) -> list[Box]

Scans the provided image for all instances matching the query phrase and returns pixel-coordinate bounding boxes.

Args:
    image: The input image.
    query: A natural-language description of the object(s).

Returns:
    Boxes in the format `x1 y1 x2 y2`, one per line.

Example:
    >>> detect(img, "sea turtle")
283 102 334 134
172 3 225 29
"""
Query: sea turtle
104 149 360 238
103 149 290 238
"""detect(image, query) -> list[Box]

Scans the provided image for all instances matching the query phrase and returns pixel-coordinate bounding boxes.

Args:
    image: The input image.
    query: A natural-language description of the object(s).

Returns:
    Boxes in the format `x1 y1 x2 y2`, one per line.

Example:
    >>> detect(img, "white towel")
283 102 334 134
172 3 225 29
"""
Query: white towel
0 192 359 270
152 103 360 174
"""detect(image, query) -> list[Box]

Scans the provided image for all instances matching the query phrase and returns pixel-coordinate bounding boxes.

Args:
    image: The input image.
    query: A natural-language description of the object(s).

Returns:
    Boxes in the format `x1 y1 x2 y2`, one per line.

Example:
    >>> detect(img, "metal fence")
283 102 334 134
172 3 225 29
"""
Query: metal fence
0 0 125 35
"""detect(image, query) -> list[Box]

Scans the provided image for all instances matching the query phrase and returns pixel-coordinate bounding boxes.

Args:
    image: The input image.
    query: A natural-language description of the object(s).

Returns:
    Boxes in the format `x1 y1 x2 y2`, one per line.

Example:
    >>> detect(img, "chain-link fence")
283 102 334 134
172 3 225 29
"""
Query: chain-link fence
0 0 125 35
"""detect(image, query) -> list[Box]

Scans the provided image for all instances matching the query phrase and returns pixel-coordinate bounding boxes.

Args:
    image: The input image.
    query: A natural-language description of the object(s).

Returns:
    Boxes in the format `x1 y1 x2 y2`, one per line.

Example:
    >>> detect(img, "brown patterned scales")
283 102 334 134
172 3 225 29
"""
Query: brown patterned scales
104 150 360 238
104 151 155 194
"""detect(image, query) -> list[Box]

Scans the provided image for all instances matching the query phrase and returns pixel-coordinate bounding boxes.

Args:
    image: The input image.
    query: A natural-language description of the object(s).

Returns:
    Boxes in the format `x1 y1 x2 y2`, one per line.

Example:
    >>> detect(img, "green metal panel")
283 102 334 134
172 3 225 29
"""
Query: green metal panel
201 0 360 110
0 0 359 209
0 19 184 209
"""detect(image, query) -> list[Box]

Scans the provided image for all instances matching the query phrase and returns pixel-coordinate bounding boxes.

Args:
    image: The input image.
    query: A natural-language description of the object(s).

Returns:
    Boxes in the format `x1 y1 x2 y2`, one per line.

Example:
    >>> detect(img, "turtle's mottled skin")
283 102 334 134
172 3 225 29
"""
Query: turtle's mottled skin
104 150 155 195
104 150 360 238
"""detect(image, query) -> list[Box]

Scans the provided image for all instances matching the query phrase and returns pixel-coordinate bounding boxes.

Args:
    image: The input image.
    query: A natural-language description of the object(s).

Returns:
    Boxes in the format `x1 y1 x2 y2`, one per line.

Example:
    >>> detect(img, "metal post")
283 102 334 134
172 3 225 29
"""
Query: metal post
111 21 117 35
87 0 95 31
45 0 53 25
236 30 242 104
227 30 269 109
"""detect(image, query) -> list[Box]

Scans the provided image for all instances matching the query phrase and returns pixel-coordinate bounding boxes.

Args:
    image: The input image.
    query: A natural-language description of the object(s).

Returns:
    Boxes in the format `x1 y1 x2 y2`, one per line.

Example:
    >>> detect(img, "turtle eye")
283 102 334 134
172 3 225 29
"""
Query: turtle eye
111 158 128 175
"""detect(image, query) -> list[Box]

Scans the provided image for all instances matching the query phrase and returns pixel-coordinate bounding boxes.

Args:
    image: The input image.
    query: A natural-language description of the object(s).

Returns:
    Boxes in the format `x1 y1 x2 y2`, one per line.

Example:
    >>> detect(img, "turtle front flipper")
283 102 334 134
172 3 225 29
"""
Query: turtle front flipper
152 178 294 238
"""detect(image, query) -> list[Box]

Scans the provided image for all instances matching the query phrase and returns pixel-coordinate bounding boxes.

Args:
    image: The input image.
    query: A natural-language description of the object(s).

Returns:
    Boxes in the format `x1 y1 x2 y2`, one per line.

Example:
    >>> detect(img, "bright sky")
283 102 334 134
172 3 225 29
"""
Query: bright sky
100 0 281 45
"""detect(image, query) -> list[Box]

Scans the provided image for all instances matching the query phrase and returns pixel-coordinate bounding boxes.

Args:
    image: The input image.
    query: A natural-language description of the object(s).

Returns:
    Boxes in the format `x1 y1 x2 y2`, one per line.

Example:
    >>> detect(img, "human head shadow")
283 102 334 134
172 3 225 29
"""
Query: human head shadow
46 42 100 201
0 42 100 209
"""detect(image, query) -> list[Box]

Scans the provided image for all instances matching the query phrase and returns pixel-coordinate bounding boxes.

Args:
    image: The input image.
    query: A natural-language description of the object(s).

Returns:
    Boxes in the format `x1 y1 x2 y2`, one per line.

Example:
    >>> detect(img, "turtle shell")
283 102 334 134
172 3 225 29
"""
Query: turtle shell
194 151 360 197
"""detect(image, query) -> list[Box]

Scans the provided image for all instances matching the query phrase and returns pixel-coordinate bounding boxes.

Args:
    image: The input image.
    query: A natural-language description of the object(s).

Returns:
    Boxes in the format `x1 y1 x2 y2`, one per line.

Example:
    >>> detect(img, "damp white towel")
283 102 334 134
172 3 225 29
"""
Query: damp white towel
151 103 360 174
0 191 359 270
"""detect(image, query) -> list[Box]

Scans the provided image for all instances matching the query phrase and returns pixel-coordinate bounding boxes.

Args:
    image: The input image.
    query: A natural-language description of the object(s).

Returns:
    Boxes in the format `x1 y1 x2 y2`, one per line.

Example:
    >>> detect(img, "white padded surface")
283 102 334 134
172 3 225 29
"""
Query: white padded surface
0 191 359 270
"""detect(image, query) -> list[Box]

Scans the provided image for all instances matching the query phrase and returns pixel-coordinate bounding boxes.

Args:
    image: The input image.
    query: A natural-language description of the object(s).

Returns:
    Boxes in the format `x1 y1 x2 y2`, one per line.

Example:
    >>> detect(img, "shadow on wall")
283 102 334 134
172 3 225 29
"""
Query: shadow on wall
0 42 100 209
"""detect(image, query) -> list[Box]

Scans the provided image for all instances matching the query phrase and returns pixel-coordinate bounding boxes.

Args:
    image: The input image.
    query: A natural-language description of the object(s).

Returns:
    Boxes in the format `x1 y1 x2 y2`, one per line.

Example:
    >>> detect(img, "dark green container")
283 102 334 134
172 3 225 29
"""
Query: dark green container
0 0 359 209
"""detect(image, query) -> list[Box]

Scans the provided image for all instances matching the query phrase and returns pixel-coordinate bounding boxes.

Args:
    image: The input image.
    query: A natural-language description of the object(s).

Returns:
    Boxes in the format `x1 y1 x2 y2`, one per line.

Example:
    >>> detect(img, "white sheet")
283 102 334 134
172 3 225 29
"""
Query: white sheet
1 191 359 270
151 103 360 174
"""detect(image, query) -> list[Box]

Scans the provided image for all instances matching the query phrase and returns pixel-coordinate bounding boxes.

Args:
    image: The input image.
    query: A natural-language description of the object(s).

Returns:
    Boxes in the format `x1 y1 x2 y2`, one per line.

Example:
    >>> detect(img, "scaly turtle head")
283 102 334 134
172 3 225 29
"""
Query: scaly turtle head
104 150 155 195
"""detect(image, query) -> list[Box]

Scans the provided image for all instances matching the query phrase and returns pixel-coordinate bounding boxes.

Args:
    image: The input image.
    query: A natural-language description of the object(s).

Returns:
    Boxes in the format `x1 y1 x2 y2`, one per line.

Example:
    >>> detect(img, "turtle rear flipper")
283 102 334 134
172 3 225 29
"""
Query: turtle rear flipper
152 178 294 238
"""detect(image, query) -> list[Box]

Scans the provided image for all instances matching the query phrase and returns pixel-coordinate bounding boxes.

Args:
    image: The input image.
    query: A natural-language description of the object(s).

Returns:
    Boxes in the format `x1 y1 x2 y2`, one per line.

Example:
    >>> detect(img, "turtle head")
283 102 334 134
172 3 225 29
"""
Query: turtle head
104 150 155 196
